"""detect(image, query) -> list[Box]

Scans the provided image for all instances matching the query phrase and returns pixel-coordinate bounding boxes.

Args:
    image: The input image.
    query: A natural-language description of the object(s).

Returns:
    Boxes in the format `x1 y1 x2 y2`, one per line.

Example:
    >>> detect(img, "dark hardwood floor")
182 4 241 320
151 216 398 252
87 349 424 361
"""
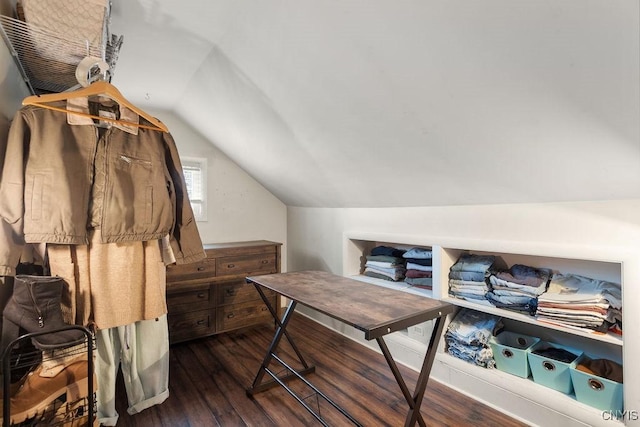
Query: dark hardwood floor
114 312 528 426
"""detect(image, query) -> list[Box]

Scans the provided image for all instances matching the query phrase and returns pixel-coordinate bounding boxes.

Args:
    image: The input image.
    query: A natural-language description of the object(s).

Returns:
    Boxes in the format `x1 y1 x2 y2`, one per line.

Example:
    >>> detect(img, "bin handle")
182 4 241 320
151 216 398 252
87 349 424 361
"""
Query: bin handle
502 349 514 358
542 361 556 371
588 379 605 391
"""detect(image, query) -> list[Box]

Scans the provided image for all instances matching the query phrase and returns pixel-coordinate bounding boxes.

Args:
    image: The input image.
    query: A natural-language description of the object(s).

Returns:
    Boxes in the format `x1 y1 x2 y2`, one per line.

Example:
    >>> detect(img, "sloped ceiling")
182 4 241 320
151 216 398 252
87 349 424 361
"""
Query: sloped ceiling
109 0 640 208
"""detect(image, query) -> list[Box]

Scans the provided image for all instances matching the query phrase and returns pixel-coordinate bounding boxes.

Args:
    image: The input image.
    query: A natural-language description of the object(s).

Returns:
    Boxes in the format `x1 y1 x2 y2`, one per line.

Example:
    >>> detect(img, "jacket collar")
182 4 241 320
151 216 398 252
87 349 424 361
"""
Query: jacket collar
66 97 140 135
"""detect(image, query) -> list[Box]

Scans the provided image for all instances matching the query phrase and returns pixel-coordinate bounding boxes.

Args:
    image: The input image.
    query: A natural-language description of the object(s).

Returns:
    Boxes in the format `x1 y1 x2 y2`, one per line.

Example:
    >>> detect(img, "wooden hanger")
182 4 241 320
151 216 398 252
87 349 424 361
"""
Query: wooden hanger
22 81 168 132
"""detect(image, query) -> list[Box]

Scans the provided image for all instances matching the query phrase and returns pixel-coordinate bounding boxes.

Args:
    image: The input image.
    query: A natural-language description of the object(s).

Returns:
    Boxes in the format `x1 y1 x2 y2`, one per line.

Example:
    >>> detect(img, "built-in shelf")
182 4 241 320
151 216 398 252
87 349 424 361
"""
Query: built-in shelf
342 232 627 427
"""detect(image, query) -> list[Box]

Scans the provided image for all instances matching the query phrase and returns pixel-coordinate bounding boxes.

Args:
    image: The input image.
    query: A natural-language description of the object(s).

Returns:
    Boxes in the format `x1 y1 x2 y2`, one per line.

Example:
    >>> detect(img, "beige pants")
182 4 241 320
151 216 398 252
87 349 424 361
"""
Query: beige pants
95 316 170 426
47 230 167 331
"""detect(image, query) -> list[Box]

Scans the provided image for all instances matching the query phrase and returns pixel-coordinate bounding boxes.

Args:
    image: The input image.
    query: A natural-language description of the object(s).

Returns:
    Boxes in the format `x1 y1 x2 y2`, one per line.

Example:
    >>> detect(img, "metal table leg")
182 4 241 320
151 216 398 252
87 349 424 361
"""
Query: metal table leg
376 316 446 427
246 284 362 426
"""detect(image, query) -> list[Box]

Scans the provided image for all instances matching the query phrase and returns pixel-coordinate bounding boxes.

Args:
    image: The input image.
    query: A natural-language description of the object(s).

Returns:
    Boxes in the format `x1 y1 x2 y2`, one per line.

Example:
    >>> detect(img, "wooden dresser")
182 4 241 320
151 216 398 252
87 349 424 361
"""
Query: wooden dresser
166 240 282 344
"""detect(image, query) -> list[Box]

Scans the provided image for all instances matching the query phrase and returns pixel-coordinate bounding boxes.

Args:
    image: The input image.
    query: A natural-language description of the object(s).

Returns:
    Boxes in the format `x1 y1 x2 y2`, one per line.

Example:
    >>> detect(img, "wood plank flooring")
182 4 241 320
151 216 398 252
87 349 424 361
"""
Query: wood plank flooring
114 312 528 426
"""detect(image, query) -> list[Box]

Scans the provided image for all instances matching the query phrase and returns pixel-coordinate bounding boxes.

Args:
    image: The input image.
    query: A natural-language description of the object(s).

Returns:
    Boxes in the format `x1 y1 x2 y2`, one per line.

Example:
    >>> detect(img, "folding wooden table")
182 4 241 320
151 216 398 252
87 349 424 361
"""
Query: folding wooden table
245 270 454 426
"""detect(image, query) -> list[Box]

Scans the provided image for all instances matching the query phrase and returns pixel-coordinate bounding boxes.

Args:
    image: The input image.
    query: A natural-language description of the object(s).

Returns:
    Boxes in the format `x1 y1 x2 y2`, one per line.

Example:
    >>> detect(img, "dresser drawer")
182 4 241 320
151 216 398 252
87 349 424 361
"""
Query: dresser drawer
167 286 211 312
218 281 277 306
167 257 217 282
168 309 215 343
216 254 277 277
217 300 274 332
166 241 281 344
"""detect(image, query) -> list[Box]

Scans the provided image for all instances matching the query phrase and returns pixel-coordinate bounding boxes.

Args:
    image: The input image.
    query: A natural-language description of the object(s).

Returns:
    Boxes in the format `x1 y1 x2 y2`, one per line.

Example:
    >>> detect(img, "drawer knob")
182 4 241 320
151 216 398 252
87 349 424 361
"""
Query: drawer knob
197 267 205 271
227 263 235 268
261 260 269 264
227 313 235 319
226 289 237 296
197 293 206 299
196 320 206 326
261 306 268 311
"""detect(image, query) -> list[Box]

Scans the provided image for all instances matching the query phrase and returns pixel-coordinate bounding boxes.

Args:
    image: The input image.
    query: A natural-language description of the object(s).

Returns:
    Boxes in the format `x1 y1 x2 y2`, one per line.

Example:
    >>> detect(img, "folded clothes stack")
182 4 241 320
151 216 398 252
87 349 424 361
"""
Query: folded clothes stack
445 308 503 369
402 247 433 289
537 273 622 333
363 245 406 282
448 254 497 305
486 264 551 315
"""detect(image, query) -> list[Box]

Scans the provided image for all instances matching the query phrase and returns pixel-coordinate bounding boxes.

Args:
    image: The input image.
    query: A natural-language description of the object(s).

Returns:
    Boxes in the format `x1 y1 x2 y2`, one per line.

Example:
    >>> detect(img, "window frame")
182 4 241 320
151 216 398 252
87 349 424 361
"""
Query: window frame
180 156 208 222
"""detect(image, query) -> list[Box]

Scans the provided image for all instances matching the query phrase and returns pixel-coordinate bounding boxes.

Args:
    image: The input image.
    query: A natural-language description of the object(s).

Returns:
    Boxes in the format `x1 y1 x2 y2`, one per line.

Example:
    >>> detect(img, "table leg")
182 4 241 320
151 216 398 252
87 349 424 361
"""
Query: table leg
246 295 363 426
376 316 446 427
253 284 312 370
247 299 317 395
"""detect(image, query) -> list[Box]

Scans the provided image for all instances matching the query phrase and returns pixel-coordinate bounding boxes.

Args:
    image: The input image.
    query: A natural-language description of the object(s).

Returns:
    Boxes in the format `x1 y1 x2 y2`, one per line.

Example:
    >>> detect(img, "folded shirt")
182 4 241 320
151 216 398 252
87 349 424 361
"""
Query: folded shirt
371 246 406 258
537 301 608 315
493 264 552 287
450 254 497 274
404 258 432 267
405 277 433 287
406 262 433 272
405 269 432 279
489 276 547 296
449 286 487 296
365 260 403 269
449 271 487 282
492 287 541 298
485 293 536 306
539 273 621 310
402 247 432 259
537 307 608 321
366 255 405 264
364 265 406 281
449 279 487 288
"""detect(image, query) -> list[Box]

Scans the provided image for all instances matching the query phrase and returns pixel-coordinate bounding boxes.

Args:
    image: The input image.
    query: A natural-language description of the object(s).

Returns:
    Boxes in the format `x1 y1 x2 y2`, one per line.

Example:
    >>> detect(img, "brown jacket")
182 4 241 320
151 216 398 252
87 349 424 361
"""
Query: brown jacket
0 101 205 276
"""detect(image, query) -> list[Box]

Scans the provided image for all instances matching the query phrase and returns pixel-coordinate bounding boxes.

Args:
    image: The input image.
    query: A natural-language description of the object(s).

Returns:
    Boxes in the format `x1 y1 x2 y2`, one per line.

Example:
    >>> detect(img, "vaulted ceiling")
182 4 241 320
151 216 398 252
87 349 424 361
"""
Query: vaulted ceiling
109 0 639 208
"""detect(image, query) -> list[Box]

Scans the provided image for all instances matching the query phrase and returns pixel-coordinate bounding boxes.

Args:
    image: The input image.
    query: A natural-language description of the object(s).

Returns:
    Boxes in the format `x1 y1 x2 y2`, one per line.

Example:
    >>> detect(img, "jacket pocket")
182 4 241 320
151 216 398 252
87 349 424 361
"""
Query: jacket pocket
145 186 153 224
119 154 152 168
113 152 159 228
26 173 49 221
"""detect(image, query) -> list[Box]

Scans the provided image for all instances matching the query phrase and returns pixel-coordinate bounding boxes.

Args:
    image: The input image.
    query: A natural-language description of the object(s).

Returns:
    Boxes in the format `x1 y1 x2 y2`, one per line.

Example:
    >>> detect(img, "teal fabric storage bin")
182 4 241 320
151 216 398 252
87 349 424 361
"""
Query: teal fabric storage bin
570 354 623 412
528 341 582 394
489 331 540 378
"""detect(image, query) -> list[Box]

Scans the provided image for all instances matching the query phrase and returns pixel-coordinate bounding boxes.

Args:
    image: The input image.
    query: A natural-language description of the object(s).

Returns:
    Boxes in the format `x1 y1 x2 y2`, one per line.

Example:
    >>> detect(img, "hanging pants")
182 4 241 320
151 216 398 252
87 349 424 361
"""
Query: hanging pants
95 315 170 426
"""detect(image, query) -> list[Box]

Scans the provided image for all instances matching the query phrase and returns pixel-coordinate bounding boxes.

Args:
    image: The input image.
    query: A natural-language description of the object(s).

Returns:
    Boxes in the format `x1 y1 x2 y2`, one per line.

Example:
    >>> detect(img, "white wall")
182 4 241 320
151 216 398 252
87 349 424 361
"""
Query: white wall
150 109 287 266
288 201 640 273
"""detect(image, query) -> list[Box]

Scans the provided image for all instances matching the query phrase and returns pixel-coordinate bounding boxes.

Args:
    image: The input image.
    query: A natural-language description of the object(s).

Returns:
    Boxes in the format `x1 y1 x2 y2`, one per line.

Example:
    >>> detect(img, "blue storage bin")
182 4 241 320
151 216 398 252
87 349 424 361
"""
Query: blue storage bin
489 331 540 378
570 354 623 412
528 341 582 394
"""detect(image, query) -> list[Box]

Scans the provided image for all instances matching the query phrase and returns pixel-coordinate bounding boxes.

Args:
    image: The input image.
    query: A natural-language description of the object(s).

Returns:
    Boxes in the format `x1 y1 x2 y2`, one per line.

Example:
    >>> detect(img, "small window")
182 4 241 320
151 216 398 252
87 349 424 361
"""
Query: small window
181 157 207 222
